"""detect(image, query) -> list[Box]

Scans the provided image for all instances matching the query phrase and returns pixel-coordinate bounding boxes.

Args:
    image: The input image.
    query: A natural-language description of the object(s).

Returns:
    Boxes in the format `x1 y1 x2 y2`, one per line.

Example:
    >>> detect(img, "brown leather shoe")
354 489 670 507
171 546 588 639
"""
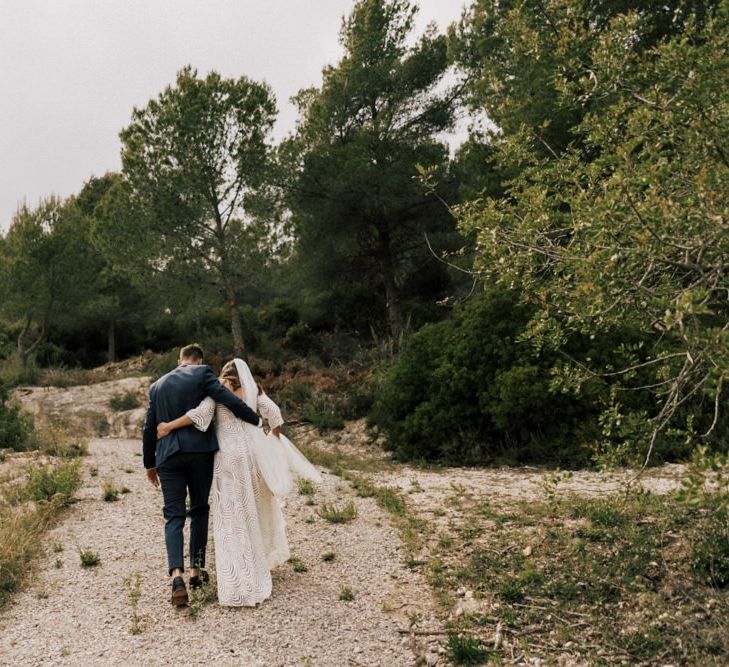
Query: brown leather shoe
170 576 188 606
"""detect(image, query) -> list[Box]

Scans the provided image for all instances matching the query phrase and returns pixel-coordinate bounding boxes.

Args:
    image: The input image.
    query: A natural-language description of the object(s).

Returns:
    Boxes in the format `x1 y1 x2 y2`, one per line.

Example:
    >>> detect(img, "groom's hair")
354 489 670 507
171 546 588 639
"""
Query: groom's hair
179 343 204 363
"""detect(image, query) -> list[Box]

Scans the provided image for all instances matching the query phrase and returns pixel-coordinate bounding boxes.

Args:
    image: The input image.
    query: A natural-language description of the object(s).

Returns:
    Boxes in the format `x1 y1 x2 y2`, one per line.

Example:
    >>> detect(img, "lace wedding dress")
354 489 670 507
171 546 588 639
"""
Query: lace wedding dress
187 396 290 607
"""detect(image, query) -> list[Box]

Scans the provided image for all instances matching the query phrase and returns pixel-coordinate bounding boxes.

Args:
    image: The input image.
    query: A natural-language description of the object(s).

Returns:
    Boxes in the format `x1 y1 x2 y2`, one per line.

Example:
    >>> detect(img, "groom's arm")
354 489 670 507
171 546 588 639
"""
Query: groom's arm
142 385 158 470
201 367 262 427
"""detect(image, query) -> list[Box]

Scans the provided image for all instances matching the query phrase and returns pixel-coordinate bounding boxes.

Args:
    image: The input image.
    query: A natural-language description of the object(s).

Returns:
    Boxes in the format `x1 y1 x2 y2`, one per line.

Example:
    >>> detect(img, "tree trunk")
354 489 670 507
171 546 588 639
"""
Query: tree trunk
383 270 404 343
107 319 116 363
17 315 47 367
378 242 404 343
222 276 245 357
229 301 245 358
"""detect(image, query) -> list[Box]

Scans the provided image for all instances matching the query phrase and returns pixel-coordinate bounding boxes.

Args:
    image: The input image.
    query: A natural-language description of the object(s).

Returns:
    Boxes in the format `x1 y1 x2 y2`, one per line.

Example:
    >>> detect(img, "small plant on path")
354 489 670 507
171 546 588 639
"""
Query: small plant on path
317 501 357 524
79 549 100 568
102 480 119 502
338 585 354 601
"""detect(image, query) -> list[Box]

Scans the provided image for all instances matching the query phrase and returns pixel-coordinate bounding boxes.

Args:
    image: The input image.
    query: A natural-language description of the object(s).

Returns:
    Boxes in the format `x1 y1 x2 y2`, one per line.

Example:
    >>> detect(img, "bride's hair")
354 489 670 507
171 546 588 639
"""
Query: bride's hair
220 360 241 390
220 360 263 394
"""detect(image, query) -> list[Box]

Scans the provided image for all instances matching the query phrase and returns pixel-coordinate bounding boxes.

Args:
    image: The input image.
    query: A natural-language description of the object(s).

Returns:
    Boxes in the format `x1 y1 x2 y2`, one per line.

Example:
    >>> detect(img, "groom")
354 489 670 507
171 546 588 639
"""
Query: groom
142 343 262 606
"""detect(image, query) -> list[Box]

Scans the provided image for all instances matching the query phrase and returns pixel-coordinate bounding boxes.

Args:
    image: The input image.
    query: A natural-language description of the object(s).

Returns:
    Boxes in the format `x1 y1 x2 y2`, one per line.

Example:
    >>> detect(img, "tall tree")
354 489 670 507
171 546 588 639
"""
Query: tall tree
454 1 729 460
116 67 278 356
284 0 459 340
453 0 721 156
77 173 148 363
0 197 97 366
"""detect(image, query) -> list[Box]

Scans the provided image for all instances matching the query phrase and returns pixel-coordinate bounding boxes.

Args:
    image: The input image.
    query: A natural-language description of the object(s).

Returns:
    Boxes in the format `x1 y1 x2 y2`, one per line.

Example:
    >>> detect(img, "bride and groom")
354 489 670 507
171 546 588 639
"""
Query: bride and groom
141 343 321 607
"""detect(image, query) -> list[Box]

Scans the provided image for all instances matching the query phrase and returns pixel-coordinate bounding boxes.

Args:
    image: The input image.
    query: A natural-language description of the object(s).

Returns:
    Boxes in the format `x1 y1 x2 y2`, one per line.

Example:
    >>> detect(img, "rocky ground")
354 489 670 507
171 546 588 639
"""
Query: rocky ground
12 377 150 439
0 438 435 667
1 378 692 666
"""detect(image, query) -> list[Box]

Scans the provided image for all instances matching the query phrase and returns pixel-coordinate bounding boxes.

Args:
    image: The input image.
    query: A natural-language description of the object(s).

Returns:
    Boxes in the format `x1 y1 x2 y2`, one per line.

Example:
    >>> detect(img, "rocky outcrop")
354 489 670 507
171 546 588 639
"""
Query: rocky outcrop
12 376 150 439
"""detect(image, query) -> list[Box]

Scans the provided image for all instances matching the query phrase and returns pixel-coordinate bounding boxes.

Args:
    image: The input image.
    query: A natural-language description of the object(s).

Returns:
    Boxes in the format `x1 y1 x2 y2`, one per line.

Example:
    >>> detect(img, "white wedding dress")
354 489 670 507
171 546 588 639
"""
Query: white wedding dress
187 393 290 606
185 360 321 607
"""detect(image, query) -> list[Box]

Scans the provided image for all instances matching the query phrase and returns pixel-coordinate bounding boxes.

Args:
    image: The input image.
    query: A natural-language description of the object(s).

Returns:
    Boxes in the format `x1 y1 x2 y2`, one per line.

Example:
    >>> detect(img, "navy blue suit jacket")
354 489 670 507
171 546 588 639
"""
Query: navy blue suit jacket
142 364 260 469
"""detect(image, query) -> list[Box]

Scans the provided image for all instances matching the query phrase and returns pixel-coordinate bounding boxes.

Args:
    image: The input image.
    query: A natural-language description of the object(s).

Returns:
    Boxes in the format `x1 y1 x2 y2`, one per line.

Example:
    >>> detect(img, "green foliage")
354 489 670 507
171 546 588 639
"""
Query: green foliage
284 0 462 340
371 288 643 465
108 66 281 356
297 478 315 496
23 461 81 504
453 0 729 460
691 508 729 588
28 422 88 458
0 197 101 367
375 487 406 515
79 549 101 568
288 556 308 573
109 391 141 411
317 501 358 523
102 480 120 502
679 448 729 587
338 585 355 601
446 634 489 665
0 384 33 451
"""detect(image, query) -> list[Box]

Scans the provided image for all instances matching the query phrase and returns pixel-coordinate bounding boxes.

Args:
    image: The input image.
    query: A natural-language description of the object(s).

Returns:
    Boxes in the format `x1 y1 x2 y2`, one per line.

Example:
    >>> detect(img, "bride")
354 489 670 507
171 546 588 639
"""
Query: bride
156 358 321 607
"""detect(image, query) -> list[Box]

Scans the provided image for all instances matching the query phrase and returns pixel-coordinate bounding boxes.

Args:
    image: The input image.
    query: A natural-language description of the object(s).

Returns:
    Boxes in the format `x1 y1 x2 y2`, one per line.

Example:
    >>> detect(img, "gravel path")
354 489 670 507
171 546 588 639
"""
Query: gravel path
0 439 431 667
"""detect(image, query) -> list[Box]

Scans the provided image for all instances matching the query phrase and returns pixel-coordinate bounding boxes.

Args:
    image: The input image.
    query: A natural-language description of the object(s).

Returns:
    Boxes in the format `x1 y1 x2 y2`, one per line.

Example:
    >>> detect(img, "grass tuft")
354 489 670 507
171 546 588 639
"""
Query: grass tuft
446 634 489 665
317 501 357 524
102 480 120 502
338 585 355 601
297 478 315 496
79 549 101 568
288 556 308 573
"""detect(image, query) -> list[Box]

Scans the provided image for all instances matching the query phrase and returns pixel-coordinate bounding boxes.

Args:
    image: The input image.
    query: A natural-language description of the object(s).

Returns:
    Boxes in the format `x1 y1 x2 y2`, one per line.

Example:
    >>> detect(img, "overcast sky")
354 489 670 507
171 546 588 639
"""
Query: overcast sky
0 1 467 231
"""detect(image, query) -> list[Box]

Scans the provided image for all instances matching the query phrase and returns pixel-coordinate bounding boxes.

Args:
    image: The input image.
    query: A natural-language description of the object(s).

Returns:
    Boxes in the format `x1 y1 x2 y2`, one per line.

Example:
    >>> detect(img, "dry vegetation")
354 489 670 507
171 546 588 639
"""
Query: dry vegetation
0 423 86 608
294 425 729 666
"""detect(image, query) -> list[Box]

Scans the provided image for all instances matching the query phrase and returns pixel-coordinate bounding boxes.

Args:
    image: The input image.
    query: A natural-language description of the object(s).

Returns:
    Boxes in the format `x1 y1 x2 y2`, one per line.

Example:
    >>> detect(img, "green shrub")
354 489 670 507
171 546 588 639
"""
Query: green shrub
288 556 308 573
302 395 346 432
109 391 141 411
28 422 88 458
691 509 729 588
0 384 33 451
370 288 653 467
0 357 40 388
297 478 315 496
24 461 81 504
148 349 179 381
446 634 489 665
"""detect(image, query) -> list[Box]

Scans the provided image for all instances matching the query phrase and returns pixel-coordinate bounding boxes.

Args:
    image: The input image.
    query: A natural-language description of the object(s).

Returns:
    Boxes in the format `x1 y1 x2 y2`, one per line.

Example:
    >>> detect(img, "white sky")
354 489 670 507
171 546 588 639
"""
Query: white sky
0 0 468 230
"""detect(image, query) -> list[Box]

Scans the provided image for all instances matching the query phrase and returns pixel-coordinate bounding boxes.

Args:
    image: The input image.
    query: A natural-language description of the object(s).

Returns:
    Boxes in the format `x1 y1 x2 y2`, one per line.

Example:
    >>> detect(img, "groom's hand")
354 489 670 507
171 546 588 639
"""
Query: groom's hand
146 468 159 487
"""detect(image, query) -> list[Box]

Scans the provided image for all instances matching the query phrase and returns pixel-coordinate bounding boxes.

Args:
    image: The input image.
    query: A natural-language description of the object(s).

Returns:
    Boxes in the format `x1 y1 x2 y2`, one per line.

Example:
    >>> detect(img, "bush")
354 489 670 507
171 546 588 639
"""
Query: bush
23 461 82 504
0 357 40 388
109 391 141 411
691 508 729 588
28 422 88 458
370 288 651 466
0 384 33 452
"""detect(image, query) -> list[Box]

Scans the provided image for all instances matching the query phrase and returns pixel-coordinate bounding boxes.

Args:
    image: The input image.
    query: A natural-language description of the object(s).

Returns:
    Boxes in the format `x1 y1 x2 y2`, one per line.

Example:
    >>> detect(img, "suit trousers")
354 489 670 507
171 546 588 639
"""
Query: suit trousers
156 451 215 574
